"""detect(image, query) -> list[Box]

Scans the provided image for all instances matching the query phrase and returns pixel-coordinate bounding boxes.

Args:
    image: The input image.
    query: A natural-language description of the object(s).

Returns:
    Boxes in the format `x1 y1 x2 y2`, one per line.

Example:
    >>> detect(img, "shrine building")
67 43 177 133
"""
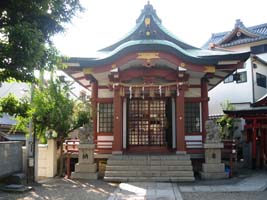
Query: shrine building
64 3 250 181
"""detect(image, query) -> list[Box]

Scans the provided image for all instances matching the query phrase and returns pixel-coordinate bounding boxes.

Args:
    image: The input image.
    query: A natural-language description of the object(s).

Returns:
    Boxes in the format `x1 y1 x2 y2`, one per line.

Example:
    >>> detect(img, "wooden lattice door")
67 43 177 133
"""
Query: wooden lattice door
128 99 167 146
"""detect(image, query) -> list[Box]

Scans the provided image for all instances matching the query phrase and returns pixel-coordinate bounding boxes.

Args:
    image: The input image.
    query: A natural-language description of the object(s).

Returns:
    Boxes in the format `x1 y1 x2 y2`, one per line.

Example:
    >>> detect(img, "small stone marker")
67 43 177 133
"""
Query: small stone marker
71 123 98 179
201 120 228 180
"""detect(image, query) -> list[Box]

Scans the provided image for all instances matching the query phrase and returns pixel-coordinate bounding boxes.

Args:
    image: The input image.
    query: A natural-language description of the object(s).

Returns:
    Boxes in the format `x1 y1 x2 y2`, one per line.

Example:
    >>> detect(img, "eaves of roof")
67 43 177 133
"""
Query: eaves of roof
68 40 250 67
223 106 267 116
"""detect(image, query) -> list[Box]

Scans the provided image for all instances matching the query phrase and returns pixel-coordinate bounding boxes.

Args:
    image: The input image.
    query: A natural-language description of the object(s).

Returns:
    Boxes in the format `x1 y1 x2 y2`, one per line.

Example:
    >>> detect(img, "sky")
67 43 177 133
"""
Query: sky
53 0 267 57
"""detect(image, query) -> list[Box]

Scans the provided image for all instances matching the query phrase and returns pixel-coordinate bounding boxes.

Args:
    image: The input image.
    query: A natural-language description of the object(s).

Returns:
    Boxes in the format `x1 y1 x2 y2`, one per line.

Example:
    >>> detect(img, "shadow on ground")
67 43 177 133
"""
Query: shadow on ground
0 178 118 200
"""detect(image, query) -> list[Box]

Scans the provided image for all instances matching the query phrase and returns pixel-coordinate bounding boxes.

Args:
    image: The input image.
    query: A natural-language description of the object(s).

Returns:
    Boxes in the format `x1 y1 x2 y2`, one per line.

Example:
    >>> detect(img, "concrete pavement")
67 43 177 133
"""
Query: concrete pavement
108 173 267 200
108 182 183 200
180 173 267 192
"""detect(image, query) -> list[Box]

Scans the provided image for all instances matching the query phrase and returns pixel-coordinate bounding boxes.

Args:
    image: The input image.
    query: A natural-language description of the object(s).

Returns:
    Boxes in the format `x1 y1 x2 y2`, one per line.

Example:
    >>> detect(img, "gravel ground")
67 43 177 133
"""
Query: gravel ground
0 178 117 200
182 191 267 200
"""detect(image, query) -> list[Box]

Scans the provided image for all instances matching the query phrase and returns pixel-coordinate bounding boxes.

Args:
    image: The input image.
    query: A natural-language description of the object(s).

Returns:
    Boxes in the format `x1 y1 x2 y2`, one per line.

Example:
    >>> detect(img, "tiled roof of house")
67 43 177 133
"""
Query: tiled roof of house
203 19 267 49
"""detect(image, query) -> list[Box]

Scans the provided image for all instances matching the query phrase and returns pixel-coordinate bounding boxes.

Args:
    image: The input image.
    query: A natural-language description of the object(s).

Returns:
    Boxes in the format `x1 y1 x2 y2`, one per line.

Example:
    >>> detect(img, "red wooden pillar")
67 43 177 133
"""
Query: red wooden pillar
252 119 257 168
201 78 209 142
112 86 123 153
176 88 185 153
259 128 265 168
91 81 98 142
262 129 267 165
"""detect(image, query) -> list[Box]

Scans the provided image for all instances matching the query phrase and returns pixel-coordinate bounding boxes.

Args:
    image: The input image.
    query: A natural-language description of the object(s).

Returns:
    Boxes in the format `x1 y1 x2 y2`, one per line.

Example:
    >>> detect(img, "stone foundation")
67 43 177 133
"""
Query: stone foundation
71 144 98 180
201 143 228 180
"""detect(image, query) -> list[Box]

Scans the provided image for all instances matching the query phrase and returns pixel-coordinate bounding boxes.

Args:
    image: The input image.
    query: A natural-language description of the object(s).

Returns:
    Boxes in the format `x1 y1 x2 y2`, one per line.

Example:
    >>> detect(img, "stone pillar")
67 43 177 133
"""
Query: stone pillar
201 120 228 179
71 124 97 179
201 143 228 179
71 144 98 179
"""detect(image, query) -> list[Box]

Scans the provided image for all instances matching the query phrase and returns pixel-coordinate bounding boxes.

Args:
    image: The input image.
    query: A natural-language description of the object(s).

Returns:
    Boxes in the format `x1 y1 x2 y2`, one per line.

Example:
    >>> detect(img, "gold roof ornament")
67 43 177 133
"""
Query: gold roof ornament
145 17 151 26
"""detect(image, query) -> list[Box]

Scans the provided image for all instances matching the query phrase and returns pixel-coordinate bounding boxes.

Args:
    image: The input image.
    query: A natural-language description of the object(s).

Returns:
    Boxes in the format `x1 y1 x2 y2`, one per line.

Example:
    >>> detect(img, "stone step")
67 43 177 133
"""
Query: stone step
107 159 192 166
110 154 190 160
106 165 193 171
104 176 195 182
104 154 195 182
105 170 194 177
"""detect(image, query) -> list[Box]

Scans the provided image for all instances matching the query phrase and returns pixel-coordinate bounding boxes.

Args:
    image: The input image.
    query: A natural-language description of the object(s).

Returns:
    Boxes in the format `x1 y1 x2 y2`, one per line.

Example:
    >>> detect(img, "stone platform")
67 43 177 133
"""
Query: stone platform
104 154 195 182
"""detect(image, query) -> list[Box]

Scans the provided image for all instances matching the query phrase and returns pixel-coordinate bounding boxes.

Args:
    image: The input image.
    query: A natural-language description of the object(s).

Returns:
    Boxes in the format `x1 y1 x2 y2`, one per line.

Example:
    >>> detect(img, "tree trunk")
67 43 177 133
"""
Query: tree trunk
58 137 64 177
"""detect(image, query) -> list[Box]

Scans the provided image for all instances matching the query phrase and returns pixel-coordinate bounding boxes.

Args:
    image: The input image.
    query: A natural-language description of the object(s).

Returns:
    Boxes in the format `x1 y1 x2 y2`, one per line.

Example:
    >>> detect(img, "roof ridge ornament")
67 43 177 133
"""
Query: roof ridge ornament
235 19 244 28
136 2 162 24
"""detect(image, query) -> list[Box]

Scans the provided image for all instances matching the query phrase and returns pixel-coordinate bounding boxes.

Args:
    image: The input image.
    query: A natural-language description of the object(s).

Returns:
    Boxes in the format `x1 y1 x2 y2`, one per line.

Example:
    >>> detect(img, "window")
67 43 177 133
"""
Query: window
256 73 267 88
185 103 201 133
224 75 234 83
98 103 113 133
224 72 247 84
236 71 247 83
79 91 87 101
251 44 267 54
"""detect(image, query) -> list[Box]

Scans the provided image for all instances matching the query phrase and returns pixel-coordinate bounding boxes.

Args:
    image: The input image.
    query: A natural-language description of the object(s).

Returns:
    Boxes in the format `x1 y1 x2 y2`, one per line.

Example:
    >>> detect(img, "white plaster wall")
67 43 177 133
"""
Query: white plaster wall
185 88 201 97
189 78 201 85
98 88 114 98
208 40 267 115
253 53 267 101
37 139 58 178
38 144 48 177
209 60 253 115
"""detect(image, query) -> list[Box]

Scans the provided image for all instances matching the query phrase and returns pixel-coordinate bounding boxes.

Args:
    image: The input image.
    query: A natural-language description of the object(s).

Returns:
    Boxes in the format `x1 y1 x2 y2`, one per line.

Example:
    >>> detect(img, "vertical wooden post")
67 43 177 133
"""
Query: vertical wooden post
176 89 185 153
252 119 257 169
66 153 71 179
260 128 264 168
91 81 98 142
263 129 267 166
112 86 123 153
201 78 209 142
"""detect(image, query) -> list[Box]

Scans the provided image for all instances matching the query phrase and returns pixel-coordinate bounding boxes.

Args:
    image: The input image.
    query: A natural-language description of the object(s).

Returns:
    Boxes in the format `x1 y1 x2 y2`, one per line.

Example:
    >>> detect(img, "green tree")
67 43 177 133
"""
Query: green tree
217 100 235 139
0 0 83 82
0 77 91 176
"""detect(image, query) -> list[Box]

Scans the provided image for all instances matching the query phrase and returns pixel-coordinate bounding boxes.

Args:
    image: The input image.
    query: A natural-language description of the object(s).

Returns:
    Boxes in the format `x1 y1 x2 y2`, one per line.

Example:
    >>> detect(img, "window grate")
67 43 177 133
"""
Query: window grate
98 103 113 133
185 103 201 133
128 99 166 146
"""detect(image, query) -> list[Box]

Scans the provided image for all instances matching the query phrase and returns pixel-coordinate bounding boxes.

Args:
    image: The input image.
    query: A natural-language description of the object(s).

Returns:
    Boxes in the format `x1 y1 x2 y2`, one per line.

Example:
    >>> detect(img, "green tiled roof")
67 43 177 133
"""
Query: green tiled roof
68 3 250 67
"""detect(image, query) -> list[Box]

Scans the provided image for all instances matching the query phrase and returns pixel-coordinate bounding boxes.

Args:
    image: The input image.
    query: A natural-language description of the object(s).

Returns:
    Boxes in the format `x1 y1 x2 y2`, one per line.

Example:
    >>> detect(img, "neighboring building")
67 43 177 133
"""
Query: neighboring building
203 19 267 116
64 3 249 181
0 82 29 144
224 94 267 169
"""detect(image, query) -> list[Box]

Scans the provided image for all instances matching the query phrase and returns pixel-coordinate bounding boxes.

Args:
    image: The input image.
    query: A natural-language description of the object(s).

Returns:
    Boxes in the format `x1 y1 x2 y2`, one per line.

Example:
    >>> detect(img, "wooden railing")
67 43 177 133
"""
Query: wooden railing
65 139 113 154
